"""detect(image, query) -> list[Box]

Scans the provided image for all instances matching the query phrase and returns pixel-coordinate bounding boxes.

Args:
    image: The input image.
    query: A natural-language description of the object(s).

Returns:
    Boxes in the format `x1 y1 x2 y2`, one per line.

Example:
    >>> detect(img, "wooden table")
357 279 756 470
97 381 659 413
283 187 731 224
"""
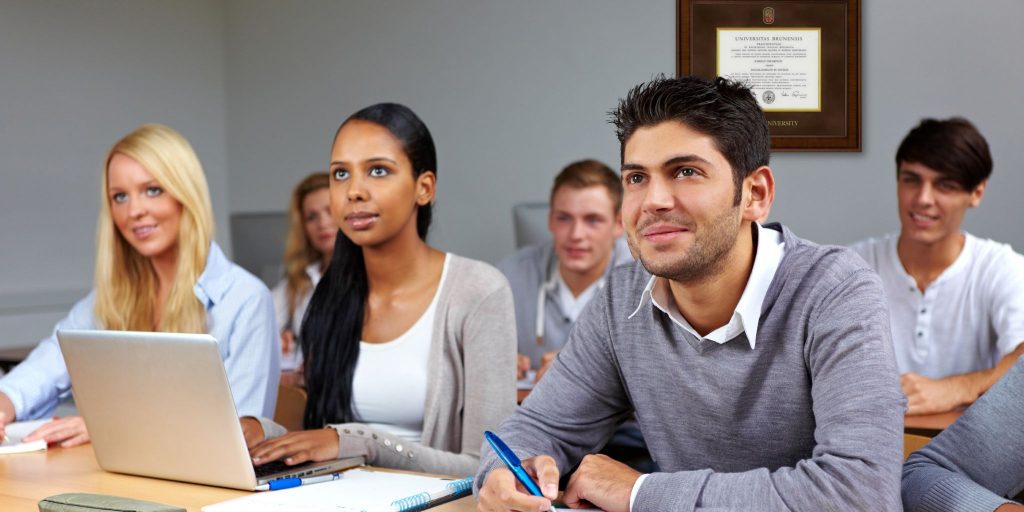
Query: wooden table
905 410 963 437
0 444 476 511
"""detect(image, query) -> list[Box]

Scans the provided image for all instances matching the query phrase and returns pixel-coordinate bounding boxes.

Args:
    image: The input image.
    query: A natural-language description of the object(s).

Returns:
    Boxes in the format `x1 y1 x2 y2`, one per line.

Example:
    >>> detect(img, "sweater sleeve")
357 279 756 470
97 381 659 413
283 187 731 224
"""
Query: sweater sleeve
475 284 633 490
330 281 518 477
630 268 906 511
902 357 1024 511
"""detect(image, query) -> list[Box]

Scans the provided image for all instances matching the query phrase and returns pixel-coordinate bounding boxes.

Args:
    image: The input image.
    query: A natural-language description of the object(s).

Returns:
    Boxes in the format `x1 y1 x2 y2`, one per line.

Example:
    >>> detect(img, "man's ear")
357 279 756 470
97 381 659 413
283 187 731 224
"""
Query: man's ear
969 180 987 208
742 166 775 223
613 211 624 237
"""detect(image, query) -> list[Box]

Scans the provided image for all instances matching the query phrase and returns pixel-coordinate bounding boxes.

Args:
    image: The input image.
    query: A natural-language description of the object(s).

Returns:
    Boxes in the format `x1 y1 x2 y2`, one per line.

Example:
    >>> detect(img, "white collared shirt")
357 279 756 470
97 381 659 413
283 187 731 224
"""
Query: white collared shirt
627 222 785 510
627 223 785 349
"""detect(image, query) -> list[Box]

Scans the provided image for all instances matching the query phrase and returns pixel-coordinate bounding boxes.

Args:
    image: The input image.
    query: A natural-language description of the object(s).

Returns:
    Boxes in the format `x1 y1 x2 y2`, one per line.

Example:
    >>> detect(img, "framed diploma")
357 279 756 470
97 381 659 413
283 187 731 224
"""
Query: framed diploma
678 0 861 151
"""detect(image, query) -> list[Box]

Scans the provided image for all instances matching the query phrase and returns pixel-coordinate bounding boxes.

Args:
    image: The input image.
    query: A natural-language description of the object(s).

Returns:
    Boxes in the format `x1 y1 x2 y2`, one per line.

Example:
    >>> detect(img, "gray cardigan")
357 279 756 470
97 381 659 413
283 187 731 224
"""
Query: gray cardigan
902 356 1024 511
477 225 906 510
261 254 518 477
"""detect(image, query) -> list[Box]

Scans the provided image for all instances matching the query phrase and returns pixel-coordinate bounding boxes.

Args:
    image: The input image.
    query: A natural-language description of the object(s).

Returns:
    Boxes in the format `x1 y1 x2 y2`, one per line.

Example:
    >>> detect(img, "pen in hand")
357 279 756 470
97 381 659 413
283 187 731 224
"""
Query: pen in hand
255 472 341 491
484 431 559 511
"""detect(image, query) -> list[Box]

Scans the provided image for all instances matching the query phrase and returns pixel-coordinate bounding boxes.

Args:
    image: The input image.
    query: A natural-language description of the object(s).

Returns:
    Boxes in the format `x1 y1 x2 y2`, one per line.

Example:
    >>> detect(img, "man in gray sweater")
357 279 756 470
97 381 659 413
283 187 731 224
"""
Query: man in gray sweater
903 357 1024 511
476 75 906 511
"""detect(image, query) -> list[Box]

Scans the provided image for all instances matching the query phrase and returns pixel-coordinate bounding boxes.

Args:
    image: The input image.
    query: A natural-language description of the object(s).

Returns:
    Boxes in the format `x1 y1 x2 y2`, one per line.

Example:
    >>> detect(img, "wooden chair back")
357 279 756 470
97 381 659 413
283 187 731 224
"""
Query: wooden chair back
273 384 308 432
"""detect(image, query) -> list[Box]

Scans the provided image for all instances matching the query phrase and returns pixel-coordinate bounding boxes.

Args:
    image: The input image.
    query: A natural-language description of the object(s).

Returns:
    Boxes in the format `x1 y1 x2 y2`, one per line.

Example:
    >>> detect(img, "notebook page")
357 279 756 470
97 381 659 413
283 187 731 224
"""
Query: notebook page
202 468 465 512
0 419 48 454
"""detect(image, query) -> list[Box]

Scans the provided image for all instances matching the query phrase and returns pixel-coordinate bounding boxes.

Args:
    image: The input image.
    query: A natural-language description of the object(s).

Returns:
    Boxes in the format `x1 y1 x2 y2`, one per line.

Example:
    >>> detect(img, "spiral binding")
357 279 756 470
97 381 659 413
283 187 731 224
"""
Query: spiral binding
391 492 431 511
389 477 473 511
447 478 473 494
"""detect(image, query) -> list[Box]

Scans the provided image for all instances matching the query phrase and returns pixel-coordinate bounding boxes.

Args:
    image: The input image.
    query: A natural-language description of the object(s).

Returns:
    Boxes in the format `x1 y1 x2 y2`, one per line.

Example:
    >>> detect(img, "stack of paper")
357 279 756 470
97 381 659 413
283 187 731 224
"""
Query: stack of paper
202 468 471 512
0 419 48 454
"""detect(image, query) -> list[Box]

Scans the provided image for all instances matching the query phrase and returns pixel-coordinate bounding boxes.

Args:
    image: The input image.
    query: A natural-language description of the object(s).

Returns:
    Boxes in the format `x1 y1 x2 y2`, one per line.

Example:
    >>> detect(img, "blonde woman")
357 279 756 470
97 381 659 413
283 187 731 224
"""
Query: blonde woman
271 172 337 372
0 124 279 447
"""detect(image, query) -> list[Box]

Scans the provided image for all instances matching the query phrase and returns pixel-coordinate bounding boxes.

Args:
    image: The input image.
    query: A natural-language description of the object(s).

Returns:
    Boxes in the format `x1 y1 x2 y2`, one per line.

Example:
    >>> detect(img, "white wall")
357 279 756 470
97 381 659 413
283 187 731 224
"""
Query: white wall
3 0 1024 349
223 0 1024 264
222 0 671 262
0 1 228 348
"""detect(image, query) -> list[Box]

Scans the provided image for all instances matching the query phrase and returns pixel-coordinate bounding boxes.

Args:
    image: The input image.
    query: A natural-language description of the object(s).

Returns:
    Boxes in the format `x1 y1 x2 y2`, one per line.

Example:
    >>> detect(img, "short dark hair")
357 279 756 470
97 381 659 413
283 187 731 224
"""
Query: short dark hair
550 159 623 213
895 117 991 191
609 75 771 204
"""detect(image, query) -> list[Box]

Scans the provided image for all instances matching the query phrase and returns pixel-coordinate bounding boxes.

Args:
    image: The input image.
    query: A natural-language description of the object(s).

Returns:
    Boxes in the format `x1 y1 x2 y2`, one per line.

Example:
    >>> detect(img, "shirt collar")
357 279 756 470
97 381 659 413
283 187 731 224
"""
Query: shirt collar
192 241 231 309
628 223 785 349
305 262 323 284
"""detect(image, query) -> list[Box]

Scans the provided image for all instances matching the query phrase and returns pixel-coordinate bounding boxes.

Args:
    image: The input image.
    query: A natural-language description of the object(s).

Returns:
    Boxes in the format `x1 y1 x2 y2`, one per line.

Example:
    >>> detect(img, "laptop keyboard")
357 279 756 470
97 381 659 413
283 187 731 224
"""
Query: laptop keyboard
253 459 316 478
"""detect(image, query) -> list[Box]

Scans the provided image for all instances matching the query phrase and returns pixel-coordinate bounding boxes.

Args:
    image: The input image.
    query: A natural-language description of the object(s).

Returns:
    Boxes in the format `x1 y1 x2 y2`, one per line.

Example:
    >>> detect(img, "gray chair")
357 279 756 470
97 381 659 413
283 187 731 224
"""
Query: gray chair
512 202 550 249
229 212 289 287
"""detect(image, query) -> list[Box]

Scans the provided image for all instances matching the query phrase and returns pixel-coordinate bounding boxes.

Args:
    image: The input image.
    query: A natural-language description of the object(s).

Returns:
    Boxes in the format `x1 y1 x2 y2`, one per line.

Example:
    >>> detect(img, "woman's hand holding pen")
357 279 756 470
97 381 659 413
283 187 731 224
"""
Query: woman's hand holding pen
250 428 339 466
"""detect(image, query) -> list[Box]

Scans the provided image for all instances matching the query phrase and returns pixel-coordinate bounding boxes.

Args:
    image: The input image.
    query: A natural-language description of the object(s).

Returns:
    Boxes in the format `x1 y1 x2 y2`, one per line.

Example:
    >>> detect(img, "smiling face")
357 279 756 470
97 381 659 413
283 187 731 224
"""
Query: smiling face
301 187 337 257
328 120 435 249
620 121 745 283
548 185 622 279
897 161 985 248
107 153 183 264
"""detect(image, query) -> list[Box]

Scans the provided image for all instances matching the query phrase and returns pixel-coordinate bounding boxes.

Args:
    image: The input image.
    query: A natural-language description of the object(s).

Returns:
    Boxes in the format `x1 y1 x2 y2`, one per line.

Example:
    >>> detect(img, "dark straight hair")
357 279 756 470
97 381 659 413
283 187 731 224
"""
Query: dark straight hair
895 117 992 191
300 102 437 427
609 75 770 205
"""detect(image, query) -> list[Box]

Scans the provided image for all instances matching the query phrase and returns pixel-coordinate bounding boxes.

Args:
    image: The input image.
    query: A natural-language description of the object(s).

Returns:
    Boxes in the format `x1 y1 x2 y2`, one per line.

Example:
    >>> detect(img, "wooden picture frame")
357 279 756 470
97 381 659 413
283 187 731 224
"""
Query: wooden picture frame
678 0 861 151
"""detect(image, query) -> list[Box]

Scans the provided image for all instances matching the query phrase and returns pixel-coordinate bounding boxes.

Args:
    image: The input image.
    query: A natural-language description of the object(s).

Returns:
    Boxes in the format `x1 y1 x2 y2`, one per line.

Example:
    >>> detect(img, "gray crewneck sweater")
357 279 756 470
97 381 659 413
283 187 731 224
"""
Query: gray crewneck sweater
902 356 1024 511
476 224 906 511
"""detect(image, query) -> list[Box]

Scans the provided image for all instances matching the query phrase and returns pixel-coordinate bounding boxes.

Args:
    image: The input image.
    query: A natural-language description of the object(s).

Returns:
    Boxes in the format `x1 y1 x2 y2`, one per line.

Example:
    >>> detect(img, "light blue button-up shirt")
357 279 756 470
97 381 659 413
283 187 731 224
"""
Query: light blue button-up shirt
0 242 280 420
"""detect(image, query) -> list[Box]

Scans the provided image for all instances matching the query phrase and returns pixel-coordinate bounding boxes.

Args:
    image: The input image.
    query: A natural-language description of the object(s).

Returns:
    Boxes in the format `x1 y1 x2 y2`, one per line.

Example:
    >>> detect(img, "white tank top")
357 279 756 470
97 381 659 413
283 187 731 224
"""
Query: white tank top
351 254 449 443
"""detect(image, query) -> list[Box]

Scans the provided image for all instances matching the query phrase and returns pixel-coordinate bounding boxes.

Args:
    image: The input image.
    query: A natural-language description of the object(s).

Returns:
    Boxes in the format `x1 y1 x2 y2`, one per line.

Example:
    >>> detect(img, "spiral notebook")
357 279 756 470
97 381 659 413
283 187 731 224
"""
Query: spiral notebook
201 468 473 512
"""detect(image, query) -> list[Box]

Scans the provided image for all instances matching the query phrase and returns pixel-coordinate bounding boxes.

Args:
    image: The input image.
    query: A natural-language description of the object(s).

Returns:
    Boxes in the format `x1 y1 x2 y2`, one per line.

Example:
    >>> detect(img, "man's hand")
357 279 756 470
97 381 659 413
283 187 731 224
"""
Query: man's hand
477 455 560 512
901 372 972 415
534 351 558 383
23 416 91 448
240 417 265 449
562 454 640 512
517 354 531 381
249 428 339 466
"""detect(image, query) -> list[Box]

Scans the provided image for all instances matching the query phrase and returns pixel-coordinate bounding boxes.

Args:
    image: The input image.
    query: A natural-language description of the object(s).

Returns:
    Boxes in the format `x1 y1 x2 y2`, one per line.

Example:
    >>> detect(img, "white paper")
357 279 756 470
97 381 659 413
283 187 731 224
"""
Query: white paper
0 419 48 454
203 468 466 512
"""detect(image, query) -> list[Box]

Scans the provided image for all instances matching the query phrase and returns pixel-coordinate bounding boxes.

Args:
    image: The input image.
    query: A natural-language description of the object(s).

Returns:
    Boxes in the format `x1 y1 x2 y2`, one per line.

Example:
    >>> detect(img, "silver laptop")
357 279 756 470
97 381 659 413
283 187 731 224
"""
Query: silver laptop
57 329 363 490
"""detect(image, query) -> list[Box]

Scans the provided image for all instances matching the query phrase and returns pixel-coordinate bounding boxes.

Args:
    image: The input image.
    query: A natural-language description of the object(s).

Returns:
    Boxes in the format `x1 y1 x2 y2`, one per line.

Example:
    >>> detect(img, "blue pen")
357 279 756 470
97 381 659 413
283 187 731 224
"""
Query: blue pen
484 430 557 509
255 472 342 491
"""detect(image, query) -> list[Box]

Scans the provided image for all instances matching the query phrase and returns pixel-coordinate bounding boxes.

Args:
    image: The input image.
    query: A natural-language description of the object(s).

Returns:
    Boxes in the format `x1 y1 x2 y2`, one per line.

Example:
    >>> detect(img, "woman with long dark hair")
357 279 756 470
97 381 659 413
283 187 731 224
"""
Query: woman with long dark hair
243 103 516 476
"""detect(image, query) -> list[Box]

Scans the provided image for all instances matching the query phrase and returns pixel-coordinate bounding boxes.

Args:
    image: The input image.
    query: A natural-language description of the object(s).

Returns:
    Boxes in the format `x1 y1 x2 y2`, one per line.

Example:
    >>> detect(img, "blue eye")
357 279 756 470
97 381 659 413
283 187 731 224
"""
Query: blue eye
333 168 349 180
369 166 389 177
111 192 128 203
145 186 163 197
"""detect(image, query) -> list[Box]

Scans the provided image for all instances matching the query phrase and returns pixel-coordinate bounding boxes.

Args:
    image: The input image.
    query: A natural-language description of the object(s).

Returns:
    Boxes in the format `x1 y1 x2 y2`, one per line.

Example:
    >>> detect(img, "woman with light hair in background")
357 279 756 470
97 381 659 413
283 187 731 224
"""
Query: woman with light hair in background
0 124 279 447
272 171 337 378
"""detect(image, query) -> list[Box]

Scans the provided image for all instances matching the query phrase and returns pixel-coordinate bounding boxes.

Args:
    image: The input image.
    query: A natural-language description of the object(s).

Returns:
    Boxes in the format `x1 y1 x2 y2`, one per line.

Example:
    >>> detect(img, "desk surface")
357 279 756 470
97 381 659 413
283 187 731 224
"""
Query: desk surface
0 445 475 511
904 410 963 436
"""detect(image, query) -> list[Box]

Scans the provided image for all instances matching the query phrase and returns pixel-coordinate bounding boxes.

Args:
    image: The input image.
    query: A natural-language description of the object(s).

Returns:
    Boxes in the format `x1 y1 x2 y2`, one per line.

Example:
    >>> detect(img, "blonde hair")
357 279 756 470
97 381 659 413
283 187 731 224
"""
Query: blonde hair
93 124 215 333
282 172 331 323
